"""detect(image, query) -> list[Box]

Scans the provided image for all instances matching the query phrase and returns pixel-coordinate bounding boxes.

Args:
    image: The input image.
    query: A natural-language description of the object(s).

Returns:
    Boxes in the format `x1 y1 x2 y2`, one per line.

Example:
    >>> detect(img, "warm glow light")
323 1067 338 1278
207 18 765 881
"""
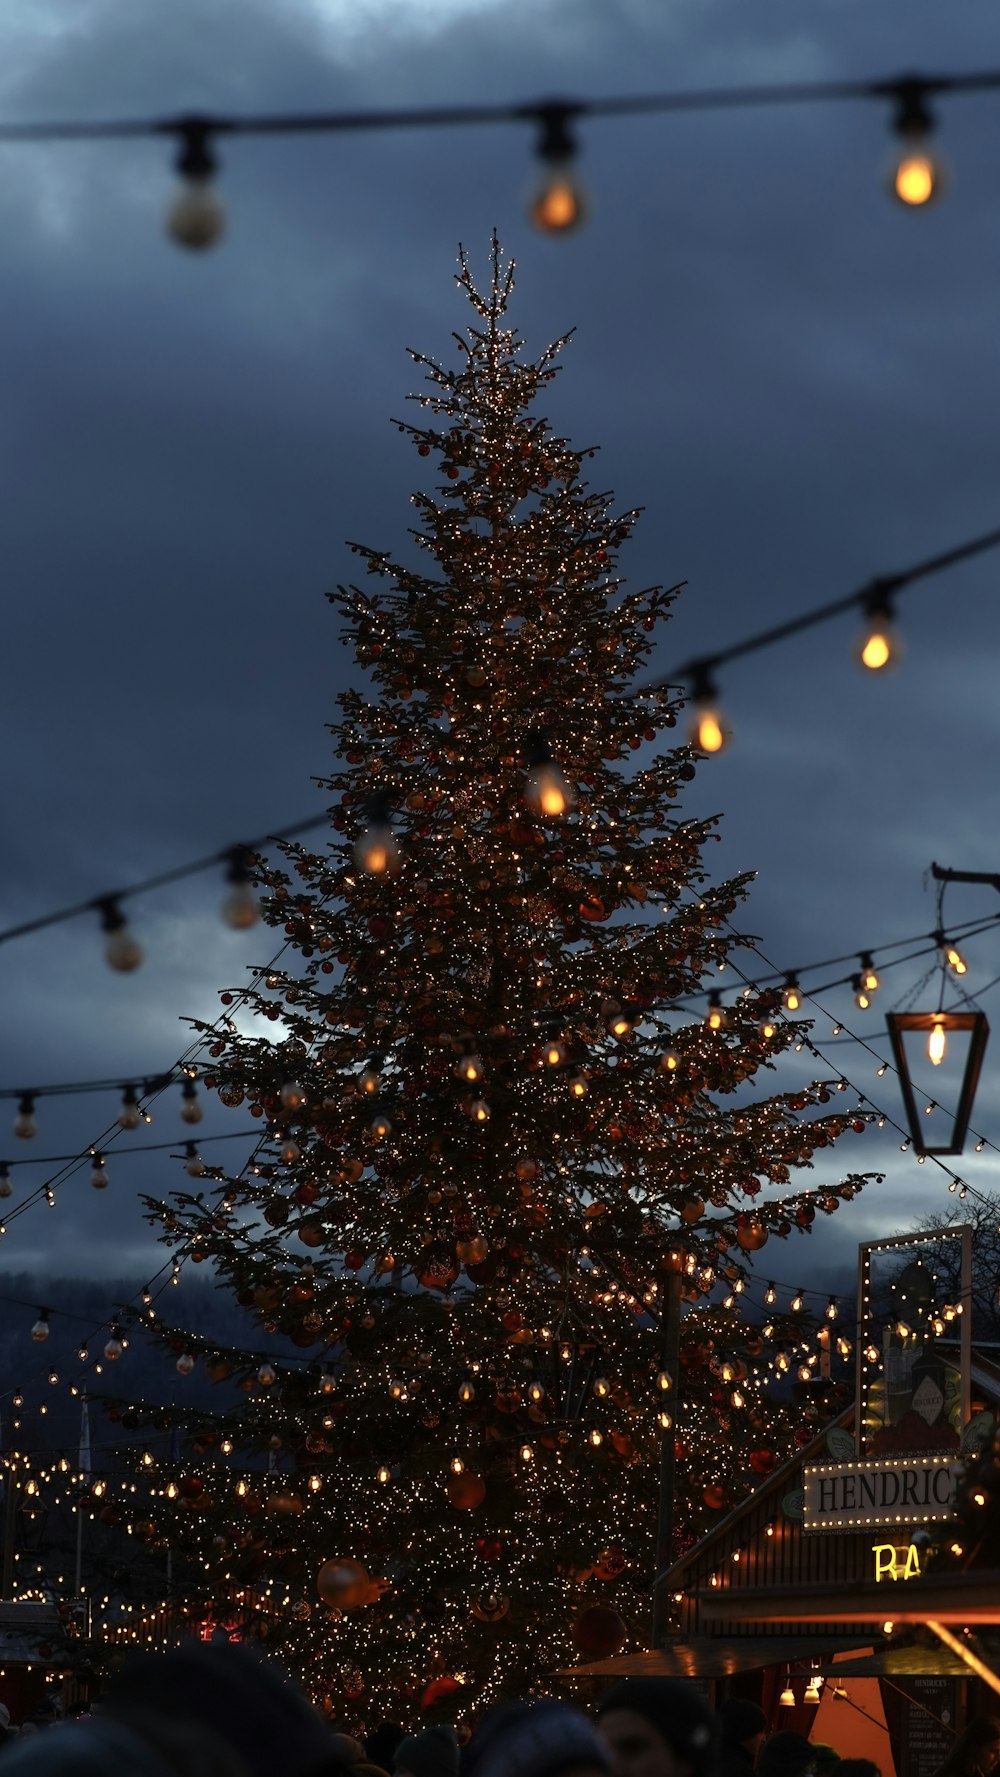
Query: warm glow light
861 629 892 670
928 1021 947 1066
894 153 936 206
694 708 726 754
531 175 585 233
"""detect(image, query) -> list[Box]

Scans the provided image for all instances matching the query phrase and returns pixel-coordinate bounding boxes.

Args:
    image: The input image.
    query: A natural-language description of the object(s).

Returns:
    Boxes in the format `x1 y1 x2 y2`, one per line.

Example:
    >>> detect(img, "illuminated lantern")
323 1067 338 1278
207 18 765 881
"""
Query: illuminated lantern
446 1471 486 1510
886 1009 989 1155
571 1605 628 1659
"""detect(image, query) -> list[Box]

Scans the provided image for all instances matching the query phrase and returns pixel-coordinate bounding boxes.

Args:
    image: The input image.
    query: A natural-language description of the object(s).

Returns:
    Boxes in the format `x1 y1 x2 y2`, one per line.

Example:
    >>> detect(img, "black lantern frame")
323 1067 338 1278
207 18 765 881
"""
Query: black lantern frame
885 1009 989 1155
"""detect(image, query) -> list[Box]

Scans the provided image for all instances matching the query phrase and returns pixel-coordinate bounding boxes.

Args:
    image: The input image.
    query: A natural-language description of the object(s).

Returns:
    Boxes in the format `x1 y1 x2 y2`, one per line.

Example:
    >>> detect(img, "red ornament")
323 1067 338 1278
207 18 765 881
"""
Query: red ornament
748 1449 776 1476
571 1605 628 1659
446 1471 486 1510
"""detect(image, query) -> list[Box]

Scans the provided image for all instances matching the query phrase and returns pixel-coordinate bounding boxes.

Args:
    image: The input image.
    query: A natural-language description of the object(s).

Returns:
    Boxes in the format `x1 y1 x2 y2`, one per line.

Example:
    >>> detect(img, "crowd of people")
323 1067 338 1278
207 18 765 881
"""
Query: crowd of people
0 1644 995 1777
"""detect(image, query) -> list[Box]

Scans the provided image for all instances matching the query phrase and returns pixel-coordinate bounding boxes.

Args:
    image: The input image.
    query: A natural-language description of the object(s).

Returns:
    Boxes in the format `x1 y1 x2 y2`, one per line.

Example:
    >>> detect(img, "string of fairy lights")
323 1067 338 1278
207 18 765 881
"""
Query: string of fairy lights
0 66 996 250
1 516 995 989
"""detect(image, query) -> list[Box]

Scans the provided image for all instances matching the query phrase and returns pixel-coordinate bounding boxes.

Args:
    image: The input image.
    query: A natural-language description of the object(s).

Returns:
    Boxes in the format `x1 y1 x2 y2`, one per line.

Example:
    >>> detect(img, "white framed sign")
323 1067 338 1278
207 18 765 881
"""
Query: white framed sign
803 1452 963 1531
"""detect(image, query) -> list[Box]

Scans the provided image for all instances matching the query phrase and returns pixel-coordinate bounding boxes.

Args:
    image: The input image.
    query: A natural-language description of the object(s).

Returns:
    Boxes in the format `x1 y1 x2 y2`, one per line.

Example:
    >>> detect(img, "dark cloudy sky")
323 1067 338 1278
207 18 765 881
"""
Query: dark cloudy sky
3 0 1000 1315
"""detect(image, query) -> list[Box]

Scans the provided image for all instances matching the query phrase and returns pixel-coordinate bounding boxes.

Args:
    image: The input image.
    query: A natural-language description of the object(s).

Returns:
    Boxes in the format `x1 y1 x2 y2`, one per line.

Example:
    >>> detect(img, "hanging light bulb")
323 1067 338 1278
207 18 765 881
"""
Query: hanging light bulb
567 1070 588 1097
543 1031 567 1067
928 1018 947 1066
358 1057 382 1095
31 1311 50 1343
458 1380 475 1405
888 81 945 208
661 1049 679 1073
118 1085 142 1130
790 1290 804 1312
105 1327 125 1361
179 1080 204 1125
184 1142 206 1178
852 974 871 1011
524 733 575 817
455 1047 485 1083
861 952 880 993
175 1350 195 1375
469 1097 491 1123
705 992 725 1032
803 1674 823 1705
764 1282 776 1306
592 1374 610 1399
783 975 802 1012
528 104 587 233
354 791 401 875
857 587 901 671
13 1093 37 1141
759 1015 777 1039
370 1109 393 1139
779 1679 796 1708
89 1154 108 1190
257 1362 277 1387
528 1380 545 1404
688 664 728 754
221 847 259 929
936 931 968 976
167 118 226 249
0 1164 12 1200
606 1004 637 1040
98 897 143 972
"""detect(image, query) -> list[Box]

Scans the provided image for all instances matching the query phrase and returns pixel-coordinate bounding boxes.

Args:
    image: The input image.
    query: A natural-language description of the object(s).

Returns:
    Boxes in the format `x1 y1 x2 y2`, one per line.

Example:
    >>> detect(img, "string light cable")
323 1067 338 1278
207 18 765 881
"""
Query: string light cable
0 66 998 245
637 522 1000 746
716 932 997 1209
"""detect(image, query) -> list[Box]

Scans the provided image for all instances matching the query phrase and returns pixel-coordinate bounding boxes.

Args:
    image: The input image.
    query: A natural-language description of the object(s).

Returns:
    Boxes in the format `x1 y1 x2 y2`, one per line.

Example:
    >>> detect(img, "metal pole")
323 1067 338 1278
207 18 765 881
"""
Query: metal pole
1 1456 17 1599
651 1266 682 1645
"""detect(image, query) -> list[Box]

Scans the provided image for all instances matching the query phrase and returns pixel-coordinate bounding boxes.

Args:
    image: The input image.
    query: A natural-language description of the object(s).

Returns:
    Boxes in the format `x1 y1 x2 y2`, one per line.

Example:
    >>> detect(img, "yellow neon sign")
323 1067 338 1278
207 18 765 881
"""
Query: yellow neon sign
872 1542 924 1582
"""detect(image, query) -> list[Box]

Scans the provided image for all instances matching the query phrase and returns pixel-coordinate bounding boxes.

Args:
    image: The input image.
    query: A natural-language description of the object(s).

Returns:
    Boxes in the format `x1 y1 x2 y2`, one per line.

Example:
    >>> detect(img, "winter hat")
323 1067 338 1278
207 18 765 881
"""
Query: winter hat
719 1700 768 1745
394 1725 461 1777
596 1680 717 1777
465 1700 613 1777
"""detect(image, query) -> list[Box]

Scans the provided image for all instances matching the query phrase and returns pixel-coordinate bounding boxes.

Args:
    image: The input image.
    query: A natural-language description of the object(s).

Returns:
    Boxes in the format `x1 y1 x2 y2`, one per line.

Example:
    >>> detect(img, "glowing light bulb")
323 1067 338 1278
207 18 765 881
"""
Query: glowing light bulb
456 1049 485 1083
939 938 967 976
458 1381 475 1405
354 791 400 875
358 1059 382 1095
661 1050 679 1072
524 734 575 817
853 976 870 1011
370 1110 393 1139
470 1098 491 1122
529 106 587 234
705 993 725 1031
567 1071 588 1097
543 1038 566 1067
857 592 900 672
790 1291 803 1313
892 146 943 207
928 1020 947 1066
783 976 802 1012
861 954 879 992
779 1685 796 1708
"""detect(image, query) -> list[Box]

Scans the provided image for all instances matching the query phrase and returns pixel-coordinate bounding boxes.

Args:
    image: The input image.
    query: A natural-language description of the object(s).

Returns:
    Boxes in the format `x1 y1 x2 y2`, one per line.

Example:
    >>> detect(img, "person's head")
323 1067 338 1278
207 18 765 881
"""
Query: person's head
947 1718 1000 1777
756 1731 816 1777
596 1679 717 1777
393 1725 460 1777
95 1641 341 1777
809 1746 841 1777
719 1701 768 1760
465 1699 613 1777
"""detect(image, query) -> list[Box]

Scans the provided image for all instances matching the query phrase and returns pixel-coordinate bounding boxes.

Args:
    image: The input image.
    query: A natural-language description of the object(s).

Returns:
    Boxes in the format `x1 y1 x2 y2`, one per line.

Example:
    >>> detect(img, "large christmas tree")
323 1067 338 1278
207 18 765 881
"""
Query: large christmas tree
115 237 874 1724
